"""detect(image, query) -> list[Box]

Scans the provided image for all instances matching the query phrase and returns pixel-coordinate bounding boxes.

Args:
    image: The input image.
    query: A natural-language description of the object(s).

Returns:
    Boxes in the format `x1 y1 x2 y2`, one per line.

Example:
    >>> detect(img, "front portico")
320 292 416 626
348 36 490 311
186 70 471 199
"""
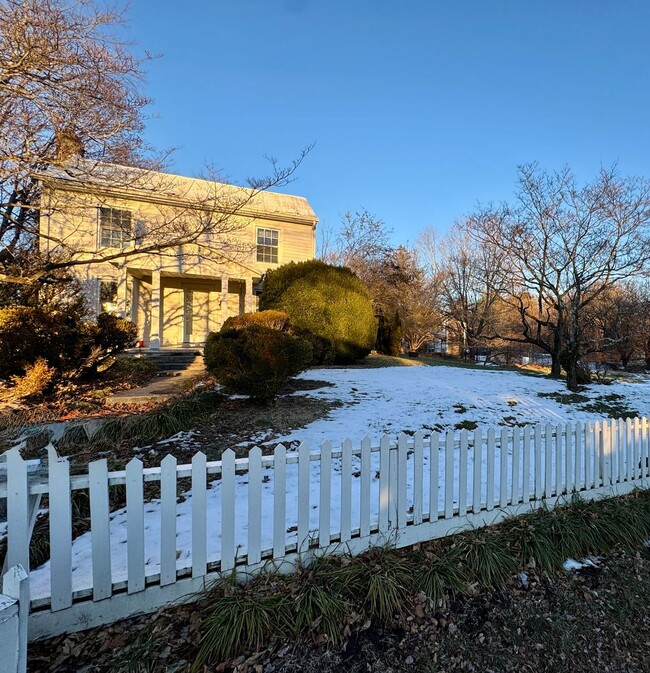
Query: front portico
121 269 259 348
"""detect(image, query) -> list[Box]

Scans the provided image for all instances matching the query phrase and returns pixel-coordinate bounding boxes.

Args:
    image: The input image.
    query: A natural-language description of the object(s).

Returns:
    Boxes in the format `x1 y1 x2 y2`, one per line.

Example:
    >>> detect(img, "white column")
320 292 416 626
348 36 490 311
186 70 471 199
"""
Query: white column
116 267 129 319
245 278 254 314
220 274 229 327
150 270 161 349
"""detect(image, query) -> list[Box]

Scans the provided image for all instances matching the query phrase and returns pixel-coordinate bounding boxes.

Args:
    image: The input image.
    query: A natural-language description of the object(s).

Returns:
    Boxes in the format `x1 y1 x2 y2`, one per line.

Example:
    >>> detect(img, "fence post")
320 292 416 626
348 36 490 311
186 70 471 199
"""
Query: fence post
2 564 29 673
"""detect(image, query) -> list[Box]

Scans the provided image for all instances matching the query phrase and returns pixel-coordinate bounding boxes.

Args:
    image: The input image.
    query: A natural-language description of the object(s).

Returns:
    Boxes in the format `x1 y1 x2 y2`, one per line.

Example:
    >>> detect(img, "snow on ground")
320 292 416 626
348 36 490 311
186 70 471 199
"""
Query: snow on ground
27 364 650 599
270 365 650 448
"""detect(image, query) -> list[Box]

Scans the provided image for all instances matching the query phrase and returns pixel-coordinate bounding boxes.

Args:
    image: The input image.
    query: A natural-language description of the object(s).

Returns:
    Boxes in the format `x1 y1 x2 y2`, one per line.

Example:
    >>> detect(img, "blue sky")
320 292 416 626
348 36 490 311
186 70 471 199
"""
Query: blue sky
126 1 650 246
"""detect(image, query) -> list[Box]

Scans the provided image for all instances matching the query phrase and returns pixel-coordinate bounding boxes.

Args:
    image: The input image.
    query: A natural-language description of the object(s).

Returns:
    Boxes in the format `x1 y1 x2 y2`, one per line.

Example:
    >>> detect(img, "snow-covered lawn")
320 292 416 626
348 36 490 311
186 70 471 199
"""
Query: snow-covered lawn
270 364 650 447
28 364 650 600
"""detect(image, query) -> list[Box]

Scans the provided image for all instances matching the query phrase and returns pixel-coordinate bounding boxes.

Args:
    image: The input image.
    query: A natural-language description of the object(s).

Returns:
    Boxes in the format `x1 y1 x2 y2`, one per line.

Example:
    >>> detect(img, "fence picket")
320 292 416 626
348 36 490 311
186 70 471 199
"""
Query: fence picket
89 459 111 600
617 419 625 484
413 431 424 525
397 434 408 528
486 427 495 511
191 452 207 578
511 426 521 505
522 426 531 504
273 444 287 558
500 427 508 508
429 432 440 521
126 458 144 594
595 421 603 487
565 423 574 494
553 424 562 496
544 422 552 497
360 437 371 537
49 456 72 611
6 449 29 572
247 447 263 566
575 422 583 490
221 449 236 572
379 435 390 532
585 421 593 489
444 430 454 519
388 439 398 528
639 416 650 479
472 428 483 513
341 439 353 542
626 418 634 482
459 429 468 516
634 417 641 480
160 454 177 587
319 441 332 546
297 442 311 554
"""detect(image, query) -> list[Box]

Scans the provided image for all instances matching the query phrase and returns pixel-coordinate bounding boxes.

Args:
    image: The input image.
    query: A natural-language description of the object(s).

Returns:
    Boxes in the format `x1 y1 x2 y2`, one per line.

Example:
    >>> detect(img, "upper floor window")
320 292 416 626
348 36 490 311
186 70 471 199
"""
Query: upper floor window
256 228 278 264
99 207 132 248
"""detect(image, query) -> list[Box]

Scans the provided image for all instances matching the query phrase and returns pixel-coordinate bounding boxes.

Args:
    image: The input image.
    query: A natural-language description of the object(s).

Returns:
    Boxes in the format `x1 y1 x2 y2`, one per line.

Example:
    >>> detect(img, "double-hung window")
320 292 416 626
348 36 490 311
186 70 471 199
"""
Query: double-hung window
99 207 132 248
256 228 279 264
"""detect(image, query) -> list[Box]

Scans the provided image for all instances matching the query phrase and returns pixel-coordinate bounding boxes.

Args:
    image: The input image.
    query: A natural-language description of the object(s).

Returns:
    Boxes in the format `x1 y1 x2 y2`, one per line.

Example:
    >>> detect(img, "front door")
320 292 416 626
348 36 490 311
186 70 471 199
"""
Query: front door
183 286 211 345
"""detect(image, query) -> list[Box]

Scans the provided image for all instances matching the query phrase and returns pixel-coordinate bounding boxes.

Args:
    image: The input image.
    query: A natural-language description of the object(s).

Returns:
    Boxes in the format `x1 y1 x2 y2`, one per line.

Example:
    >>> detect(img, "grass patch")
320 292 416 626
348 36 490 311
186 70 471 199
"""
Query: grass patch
538 391 590 404
454 419 478 431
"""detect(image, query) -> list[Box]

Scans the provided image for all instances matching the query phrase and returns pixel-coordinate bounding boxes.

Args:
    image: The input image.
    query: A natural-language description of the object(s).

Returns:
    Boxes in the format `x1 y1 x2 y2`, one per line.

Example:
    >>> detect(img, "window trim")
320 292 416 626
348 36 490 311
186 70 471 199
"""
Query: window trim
98 206 133 249
256 227 279 265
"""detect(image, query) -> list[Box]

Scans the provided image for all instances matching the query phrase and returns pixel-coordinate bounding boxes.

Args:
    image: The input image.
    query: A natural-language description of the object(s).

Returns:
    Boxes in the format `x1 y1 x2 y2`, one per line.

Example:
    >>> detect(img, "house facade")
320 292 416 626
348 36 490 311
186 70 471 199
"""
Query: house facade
37 160 317 348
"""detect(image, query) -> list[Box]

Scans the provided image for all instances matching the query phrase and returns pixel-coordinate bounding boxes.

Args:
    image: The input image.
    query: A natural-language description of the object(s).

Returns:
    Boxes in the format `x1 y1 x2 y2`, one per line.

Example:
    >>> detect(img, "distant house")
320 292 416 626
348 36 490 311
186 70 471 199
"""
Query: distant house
36 160 318 348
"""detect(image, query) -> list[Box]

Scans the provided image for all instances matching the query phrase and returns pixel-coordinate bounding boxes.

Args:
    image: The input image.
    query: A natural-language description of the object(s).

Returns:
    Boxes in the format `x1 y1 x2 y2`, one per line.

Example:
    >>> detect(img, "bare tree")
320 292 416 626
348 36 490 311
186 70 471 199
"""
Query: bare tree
423 222 505 359
320 209 392 275
593 281 650 369
0 0 311 289
469 164 650 390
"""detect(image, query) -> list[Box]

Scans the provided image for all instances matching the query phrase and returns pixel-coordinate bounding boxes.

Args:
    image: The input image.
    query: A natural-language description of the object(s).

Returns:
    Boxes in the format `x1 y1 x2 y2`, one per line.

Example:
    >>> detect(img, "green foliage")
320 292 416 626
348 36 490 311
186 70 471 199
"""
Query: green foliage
204 325 312 401
376 310 403 356
455 529 518 588
0 304 137 381
193 583 293 671
221 310 290 332
413 544 468 606
93 312 138 354
260 260 377 364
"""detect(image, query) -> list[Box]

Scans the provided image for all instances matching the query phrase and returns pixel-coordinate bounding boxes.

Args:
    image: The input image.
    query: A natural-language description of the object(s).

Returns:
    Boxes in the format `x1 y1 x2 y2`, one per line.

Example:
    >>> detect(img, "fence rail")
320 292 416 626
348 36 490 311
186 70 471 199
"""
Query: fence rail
2 416 649 640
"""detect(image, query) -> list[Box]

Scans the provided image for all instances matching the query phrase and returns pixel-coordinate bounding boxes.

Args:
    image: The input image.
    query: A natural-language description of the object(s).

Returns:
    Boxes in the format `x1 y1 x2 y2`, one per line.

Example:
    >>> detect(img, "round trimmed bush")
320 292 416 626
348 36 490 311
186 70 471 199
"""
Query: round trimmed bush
203 325 312 401
220 310 290 332
260 260 377 364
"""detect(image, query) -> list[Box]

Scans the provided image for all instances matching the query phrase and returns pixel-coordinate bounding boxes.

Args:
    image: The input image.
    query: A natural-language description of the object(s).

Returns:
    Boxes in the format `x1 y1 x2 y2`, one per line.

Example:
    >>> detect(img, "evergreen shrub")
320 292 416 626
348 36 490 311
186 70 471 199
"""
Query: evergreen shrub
204 325 312 401
260 260 376 364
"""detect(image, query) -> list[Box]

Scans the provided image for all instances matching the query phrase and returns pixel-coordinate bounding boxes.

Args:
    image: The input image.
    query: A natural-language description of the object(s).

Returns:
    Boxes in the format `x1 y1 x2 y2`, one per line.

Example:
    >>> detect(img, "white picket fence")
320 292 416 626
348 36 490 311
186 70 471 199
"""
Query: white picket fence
1 417 650 641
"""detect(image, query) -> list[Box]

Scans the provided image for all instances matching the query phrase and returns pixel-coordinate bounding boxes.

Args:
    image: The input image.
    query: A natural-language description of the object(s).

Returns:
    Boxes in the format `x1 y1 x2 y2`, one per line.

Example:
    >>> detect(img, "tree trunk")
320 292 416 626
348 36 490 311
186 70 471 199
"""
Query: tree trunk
566 359 579 392
550 353 562 378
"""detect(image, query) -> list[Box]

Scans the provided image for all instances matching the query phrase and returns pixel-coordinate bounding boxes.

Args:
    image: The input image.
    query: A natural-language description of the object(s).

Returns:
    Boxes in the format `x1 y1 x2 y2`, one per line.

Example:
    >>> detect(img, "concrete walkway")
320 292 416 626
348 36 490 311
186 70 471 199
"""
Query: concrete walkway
105 367 205 406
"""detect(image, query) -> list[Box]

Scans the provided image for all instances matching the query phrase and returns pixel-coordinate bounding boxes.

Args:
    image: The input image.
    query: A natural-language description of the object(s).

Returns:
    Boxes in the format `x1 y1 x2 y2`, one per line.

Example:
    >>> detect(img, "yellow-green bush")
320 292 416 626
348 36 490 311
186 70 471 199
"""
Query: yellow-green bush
204 325 312 401
260 260 377 364
7 358 57 400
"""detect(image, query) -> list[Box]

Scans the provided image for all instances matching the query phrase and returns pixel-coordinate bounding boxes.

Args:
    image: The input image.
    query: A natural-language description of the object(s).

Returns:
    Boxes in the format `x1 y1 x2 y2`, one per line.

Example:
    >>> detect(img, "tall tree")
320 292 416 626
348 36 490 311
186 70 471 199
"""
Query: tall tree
469 164 650 390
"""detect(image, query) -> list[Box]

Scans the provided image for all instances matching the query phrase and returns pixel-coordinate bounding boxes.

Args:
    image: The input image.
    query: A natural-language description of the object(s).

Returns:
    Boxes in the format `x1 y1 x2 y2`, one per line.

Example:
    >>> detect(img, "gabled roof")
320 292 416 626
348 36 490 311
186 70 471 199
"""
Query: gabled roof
37 158 318 224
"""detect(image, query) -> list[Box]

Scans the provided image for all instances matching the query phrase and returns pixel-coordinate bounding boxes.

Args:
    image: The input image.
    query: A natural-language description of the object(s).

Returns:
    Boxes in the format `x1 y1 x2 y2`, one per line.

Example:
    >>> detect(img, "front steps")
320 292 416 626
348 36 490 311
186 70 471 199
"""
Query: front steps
123 348 204 376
